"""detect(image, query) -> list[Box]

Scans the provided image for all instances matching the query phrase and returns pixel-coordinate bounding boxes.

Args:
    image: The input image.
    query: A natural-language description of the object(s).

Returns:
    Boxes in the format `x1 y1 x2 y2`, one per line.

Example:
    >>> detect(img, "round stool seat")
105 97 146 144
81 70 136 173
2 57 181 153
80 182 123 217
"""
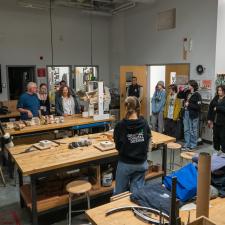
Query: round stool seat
167 142 182 150
180 152 196 160
66 180 92 195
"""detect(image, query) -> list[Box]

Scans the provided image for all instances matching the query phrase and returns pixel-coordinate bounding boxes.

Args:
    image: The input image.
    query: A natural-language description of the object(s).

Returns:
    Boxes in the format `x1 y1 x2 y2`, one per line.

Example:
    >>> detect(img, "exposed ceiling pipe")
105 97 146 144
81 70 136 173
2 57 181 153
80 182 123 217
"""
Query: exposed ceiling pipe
111 1 136 14
54 0 94 9
82 10 112 16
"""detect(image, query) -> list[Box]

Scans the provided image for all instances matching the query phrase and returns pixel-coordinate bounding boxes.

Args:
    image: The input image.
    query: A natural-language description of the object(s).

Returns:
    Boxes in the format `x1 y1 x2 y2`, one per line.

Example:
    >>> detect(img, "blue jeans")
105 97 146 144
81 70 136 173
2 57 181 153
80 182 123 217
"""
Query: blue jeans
114 160 148 195
183 111 199 149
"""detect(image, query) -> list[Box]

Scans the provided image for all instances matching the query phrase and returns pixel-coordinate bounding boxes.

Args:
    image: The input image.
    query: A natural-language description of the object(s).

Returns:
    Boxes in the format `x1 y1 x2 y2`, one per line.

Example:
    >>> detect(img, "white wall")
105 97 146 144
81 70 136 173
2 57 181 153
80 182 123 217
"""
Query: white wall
215 0 225 74
110 0 218 87
0 0 110 100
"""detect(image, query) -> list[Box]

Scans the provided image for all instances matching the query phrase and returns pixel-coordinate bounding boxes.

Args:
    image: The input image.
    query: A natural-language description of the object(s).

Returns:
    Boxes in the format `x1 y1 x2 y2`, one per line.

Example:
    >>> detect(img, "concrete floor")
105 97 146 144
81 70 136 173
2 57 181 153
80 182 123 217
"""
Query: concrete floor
0 142 213 225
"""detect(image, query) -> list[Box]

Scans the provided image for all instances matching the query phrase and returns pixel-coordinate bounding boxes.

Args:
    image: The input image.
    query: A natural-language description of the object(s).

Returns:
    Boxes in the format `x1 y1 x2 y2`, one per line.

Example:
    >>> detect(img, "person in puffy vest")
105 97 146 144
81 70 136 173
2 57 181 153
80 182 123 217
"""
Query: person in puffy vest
127 77 143 102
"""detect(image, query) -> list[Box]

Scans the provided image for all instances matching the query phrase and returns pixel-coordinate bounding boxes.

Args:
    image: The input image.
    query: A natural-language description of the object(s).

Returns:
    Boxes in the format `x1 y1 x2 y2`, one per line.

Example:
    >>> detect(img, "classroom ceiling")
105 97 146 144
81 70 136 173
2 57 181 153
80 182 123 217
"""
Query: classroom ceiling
17 0 156 15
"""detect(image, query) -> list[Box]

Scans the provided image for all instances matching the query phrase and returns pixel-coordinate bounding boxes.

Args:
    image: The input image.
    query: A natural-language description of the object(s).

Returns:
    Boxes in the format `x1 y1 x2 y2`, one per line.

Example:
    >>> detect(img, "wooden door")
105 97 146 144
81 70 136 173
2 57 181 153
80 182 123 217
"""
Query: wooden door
120 66 148 119
165 64 190 91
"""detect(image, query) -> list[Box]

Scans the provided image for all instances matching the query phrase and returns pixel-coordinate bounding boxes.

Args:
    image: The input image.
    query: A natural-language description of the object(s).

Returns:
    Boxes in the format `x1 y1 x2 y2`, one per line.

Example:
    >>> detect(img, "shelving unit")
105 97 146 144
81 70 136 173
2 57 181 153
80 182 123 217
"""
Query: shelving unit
19 171 164 213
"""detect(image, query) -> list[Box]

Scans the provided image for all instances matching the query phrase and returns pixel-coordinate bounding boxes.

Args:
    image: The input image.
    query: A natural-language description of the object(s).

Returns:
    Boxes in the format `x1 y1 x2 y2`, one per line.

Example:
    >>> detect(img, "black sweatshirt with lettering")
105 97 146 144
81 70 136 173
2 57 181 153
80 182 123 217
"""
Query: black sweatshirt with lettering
113 117 151 164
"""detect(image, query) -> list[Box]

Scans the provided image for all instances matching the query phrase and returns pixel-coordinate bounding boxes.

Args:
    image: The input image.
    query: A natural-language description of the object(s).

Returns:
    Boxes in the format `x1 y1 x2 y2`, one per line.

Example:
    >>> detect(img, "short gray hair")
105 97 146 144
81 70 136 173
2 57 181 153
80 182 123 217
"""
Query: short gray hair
27 82 37 90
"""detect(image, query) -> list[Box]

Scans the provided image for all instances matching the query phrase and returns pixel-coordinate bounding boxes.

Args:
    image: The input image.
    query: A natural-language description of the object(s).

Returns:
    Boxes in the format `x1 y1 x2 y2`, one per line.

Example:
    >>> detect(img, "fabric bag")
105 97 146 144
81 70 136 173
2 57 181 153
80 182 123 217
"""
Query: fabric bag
163 163 198 202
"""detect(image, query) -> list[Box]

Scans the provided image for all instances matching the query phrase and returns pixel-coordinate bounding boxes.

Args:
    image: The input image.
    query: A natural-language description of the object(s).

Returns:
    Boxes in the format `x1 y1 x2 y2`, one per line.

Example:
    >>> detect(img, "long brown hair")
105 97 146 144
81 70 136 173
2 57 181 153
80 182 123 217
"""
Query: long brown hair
124 96 140 119
59 85 71 97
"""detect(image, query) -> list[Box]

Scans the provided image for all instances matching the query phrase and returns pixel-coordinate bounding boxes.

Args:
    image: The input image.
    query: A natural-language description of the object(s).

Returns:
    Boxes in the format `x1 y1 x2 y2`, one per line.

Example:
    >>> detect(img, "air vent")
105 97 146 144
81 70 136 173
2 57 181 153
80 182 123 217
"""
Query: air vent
157 8 176 31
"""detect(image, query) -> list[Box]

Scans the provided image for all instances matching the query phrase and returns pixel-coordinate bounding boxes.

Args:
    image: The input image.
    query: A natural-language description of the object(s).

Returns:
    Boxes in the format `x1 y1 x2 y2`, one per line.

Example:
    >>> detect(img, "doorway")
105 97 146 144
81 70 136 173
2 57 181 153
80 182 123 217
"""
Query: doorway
120 65 148 119
7 66 35 100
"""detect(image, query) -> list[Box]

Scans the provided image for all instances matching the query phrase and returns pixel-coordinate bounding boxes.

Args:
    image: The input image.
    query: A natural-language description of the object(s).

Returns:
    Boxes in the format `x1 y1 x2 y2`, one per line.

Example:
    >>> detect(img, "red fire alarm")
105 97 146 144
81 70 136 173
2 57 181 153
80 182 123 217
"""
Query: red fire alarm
37 68 46 77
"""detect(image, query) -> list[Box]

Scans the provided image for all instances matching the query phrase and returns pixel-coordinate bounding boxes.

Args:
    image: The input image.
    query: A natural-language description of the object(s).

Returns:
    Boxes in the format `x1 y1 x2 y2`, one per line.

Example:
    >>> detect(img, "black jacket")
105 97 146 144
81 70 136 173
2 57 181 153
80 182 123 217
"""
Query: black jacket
55 93 80 116
113 117 151 164
177 90 202 119
128 84 141 98
207 95 225 126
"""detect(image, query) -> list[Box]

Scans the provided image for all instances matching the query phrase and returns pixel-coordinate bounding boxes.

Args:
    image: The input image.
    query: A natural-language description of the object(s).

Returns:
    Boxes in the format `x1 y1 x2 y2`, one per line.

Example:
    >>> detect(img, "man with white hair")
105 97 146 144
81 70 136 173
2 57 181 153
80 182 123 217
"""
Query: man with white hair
17 82 40 120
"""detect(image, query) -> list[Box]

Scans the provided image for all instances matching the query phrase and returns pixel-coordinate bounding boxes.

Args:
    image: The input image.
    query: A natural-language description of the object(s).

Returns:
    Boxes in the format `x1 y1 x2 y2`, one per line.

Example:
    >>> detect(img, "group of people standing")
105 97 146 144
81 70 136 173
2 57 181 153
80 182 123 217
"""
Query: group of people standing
114 78 225 195
17 81 80 120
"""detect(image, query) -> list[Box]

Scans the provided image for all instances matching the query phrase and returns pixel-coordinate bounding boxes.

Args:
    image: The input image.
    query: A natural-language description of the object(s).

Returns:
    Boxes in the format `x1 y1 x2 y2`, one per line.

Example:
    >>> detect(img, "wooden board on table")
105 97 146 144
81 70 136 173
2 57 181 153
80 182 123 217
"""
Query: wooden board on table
151 131 176 147
86 196 225 225
94 143 115 152
33 141 58 150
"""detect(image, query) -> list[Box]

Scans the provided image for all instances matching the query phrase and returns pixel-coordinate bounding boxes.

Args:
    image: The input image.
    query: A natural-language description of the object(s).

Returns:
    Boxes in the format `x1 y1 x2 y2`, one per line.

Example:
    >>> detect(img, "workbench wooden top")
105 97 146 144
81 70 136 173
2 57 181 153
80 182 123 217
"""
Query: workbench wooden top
4 115 114 135
0 111 20 119
7 131 175 176
86 196 225 225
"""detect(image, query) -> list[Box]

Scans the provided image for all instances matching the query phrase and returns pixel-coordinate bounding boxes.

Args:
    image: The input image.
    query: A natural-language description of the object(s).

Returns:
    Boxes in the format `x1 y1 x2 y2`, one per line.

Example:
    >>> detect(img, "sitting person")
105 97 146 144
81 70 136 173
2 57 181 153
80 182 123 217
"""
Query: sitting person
37 83 51 116
17 82 40 120
113 96 151 195
55 85 80 116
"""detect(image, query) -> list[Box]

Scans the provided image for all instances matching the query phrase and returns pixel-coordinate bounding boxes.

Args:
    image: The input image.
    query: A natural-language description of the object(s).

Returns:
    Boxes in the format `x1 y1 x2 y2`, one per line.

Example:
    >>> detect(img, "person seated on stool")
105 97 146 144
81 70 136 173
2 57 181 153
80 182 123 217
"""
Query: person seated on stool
164 84 182 138
17 82 40 120
55 85 80 116
126 76 143 103
113 96 151 195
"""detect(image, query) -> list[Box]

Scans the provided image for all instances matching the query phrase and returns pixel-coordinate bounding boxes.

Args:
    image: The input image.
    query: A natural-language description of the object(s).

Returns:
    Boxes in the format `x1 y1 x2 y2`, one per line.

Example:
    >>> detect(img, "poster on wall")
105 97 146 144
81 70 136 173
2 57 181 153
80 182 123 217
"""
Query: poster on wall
201 80 212 90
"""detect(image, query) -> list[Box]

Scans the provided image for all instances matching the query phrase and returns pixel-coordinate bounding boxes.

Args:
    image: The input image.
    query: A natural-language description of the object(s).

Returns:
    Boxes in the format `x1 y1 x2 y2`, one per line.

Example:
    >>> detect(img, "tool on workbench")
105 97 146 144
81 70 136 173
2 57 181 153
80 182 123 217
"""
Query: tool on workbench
69 139 92 149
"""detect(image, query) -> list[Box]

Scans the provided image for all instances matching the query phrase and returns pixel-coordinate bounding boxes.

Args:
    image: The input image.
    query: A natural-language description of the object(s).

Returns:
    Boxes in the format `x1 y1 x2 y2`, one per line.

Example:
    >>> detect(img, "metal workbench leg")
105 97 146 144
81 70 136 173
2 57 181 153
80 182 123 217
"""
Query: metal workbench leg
31 175 38 225
18 169 25 208
162 144 167 181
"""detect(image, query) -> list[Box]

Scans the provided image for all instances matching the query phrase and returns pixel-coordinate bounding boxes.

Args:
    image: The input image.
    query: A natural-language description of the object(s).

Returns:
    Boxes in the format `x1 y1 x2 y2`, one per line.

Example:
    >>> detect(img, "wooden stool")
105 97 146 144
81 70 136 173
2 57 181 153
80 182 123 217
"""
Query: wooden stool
167 142 182 171
0 166 6 186
66 180 92 225
180 151 196 166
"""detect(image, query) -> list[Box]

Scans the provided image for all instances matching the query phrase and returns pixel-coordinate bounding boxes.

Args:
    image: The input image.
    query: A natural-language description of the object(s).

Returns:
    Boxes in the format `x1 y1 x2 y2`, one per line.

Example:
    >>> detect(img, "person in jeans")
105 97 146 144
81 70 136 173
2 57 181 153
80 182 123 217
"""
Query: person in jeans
113 96 151 195
207 85 225 153
164 84 182 138
151 81 166 133
177 80 202 151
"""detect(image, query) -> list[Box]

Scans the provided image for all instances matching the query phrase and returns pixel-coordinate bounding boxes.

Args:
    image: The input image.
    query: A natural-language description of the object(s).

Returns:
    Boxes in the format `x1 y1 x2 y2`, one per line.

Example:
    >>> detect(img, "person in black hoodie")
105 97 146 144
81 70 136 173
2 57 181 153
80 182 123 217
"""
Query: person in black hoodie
207 85 225 153
113 96 151 195
177 80 202 151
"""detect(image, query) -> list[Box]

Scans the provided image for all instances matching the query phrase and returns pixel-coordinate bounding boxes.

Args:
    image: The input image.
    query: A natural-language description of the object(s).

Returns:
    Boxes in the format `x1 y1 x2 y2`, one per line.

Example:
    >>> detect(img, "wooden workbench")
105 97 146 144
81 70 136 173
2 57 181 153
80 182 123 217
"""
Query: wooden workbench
7 131 175 225
4 115 114 136
0 100 20 120
86 195 225 225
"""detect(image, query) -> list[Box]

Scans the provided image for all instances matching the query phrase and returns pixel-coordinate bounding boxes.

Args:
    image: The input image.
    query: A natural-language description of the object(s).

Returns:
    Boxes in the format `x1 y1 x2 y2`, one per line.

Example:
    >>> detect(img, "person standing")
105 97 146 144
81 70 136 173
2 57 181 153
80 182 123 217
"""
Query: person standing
207 85 225 153
164 84 182 138
55 85 80 116
113 96 151 195
127 77 143 102
17 82 40 120
37 83 51 116
151 81 166 133
177 80 202 151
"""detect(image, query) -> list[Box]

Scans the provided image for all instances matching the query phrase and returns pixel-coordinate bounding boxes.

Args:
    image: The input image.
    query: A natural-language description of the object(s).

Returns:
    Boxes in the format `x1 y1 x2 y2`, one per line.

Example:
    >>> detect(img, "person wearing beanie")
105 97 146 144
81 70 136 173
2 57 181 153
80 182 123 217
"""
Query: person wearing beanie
151 81 166 133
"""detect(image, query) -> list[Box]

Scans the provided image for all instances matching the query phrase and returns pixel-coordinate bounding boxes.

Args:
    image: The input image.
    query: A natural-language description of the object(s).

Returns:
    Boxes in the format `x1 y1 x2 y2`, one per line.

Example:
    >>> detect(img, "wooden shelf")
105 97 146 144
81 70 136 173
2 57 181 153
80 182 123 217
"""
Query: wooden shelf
20 182 115 213
20 171 164 213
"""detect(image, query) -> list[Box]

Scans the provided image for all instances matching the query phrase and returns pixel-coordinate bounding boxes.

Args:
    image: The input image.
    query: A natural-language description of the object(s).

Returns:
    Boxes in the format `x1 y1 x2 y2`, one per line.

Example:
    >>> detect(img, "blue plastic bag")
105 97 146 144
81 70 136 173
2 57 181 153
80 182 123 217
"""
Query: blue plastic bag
163 163 198 202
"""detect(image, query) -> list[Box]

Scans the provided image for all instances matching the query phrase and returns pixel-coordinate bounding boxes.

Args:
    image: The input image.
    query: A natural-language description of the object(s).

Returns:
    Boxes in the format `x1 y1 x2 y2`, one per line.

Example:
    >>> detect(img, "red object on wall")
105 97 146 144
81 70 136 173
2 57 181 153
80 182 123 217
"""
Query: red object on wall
37 68 46 77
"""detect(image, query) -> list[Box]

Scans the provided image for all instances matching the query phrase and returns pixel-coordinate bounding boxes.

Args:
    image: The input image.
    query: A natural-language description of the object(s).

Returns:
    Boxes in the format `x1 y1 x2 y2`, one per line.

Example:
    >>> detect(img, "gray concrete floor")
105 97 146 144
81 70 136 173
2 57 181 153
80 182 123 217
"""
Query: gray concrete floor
0 142 213 225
